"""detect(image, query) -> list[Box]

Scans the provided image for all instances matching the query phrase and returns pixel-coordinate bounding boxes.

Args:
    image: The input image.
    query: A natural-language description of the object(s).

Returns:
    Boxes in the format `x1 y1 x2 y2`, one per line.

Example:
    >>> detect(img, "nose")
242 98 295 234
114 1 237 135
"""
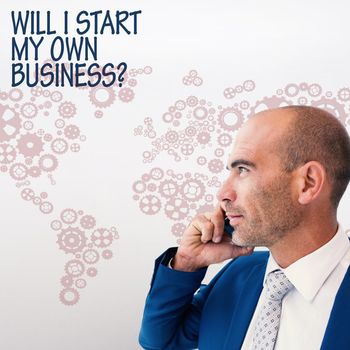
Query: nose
216 175 237 203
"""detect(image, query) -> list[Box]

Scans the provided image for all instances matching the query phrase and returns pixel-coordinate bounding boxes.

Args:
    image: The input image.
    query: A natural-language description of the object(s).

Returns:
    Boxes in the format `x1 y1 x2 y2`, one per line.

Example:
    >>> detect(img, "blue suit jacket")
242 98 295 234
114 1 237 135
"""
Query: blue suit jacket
139 247 350 350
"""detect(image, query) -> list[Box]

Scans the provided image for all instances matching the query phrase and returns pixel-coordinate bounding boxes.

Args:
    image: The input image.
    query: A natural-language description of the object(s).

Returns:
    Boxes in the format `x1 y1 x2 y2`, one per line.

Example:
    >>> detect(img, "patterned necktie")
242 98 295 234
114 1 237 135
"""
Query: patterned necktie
251 269 293 350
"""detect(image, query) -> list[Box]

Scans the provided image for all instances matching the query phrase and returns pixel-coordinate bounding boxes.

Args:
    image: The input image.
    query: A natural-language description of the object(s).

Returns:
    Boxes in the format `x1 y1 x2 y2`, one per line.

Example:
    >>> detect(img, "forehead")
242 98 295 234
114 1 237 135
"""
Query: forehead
228 110 292 167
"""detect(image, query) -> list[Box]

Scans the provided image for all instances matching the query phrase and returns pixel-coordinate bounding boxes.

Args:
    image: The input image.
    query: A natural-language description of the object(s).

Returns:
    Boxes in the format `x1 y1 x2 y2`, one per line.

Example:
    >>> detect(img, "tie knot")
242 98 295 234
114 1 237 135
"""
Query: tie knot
265 269 293 301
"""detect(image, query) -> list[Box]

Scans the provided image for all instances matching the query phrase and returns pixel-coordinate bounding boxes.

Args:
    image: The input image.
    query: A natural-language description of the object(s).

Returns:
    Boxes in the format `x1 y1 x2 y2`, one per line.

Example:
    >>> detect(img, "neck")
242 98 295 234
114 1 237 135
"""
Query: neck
269 216 338 268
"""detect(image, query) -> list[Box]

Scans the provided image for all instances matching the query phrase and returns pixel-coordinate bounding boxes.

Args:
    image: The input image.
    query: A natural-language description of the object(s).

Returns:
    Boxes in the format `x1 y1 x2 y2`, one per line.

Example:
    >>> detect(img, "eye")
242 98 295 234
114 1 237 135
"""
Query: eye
238 166 248 175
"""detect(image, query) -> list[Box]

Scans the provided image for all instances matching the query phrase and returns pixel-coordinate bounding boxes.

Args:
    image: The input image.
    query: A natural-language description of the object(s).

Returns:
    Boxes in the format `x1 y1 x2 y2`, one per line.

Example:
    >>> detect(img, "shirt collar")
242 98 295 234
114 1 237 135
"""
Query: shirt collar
263 224 350 301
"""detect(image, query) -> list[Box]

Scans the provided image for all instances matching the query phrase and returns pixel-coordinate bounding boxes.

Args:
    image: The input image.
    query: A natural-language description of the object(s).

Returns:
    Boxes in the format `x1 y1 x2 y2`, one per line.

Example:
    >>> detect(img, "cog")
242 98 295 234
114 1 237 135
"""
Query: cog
58 101 77 118
139 194 161 215
39 154 58 172
337 88 350 102
57 226 87 254
171 223 186 237
64 259 85 277
208 159 224 173
250 96 292 115
0 143 16 163
64 125 80 139
180 178 205 201
82 249 99 264
59 288 80 306
17 133 44 158
9 162 28 180
159 179 179 198
118 87 135 103
0 103 21 141
91 228 114 248
89 86 116 108
164 197 189 220
311 97 347 123
217 107 244 131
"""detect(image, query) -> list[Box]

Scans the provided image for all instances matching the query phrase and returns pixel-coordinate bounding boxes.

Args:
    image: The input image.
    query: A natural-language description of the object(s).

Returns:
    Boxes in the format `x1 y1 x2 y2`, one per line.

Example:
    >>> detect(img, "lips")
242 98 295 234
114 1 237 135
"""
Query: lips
226 214 243 225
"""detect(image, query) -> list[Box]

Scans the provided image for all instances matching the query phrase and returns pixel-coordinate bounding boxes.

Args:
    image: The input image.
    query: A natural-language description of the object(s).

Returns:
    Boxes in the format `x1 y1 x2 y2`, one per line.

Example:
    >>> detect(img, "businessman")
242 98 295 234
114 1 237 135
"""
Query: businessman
139 106 350 350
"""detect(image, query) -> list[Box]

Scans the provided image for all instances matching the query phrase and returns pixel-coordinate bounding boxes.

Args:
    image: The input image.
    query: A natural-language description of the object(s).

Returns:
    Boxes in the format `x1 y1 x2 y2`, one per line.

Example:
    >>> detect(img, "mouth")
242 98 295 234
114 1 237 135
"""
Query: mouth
226 214 243 225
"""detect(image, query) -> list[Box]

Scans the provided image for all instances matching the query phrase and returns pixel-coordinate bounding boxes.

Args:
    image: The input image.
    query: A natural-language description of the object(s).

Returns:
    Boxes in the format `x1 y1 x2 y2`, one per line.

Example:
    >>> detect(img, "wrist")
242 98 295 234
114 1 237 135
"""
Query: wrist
172 253 202 272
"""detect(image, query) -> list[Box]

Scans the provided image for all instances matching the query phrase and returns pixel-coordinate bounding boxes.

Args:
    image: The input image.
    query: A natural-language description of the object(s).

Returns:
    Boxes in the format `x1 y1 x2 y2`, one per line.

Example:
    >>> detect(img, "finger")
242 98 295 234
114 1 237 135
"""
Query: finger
193 214 215 243
210 206 225 243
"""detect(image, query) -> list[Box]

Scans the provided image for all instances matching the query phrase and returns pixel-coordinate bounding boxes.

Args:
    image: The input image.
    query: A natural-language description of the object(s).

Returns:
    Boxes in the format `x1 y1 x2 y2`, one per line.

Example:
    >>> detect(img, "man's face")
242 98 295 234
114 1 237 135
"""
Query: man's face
217 110 302 247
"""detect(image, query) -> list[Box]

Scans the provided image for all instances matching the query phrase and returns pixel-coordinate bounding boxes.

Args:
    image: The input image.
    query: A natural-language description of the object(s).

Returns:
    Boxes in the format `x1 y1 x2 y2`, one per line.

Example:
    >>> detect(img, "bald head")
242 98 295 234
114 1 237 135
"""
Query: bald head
251 105 350 209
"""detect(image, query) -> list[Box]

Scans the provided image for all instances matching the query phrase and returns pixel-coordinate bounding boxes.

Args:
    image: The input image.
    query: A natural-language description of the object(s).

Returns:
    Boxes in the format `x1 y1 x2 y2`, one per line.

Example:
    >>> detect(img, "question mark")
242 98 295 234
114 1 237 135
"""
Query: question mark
117 62 128 87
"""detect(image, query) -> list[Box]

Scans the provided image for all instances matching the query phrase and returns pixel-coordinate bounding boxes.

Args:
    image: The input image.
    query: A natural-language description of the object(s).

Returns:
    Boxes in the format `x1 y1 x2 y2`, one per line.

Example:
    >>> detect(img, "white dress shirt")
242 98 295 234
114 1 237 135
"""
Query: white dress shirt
241 224 350 350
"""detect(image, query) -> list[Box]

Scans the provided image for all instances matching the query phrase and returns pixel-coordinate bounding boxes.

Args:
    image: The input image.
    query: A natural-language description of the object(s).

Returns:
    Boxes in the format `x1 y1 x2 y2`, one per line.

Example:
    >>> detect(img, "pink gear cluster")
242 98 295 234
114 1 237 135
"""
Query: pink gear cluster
136 95 247 170
51 208 119 306
0 87 85 187
133 80 350 242
20 188 53 214
132 168 219 243
182 70 203 87
223 79 256 99
86 65 153 119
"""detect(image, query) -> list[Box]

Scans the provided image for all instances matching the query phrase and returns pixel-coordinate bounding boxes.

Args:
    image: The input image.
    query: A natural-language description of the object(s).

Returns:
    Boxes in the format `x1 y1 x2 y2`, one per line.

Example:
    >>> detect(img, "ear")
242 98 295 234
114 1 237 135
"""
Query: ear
295 161 326 205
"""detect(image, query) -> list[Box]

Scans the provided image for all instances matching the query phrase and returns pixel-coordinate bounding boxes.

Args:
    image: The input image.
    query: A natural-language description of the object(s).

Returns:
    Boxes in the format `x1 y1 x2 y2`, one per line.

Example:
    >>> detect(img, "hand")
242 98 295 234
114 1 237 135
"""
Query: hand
172 206 254 272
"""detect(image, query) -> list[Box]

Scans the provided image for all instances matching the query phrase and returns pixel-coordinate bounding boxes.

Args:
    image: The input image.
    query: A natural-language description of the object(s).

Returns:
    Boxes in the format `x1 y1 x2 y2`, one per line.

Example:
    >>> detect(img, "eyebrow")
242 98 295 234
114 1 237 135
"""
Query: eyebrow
226 159 257 171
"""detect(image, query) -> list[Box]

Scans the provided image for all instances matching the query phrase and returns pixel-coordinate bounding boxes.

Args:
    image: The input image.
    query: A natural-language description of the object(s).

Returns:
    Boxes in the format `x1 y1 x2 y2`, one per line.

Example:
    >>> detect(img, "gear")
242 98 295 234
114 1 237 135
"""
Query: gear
250 96 292 115
39 154 58 172
9 162 28 180
21 102 38 119
118 87 134 103
59 288 80 306
171 223 186 237
60 209 78 224
311 97 347 124
180 178 205 201
51 138 68 154
57 226 87 254
337 88 350 102
65 259 85 277
64 125 80 139
61 275 73 287
165 130 179 143
28 166 41 178
185 126 197 137
308 84 322 97
196 131 210 145
175 100 186 111
193 106 208 120
17 133 44 158
217 107 244 131
150 167 164 180
180 143 194 156
40 201 53 214
243 80 256 92
208 159 224 173
186 96 198 107
164 197 189 221
21 187 35 201
284 83 299 97
159 179 179 198
80 215 96 229
223 87 235 99
0 104 21 141
91 228 114 248
50 91 63 102
89 86 116 108
0 143 16 163
139 194 161 215
58 101 76 118
82 249 99 264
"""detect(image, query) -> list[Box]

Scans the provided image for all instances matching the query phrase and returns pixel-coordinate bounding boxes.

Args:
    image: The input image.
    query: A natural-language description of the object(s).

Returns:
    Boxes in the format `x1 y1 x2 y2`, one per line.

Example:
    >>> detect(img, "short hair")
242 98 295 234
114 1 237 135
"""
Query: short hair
276 105 350 209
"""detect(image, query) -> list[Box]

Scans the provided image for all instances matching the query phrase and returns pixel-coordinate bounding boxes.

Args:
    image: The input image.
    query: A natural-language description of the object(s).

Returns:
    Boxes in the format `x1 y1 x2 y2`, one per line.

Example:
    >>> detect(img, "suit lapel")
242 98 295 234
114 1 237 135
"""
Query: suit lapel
223 261 267 350
320 264 350 349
